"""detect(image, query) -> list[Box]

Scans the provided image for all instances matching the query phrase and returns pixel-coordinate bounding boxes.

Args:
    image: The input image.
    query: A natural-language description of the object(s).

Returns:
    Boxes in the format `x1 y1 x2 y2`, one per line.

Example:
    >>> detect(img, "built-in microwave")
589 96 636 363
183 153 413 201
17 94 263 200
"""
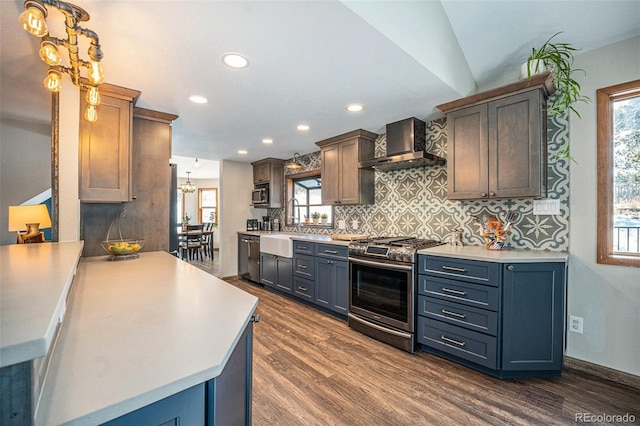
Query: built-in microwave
252 187 268 205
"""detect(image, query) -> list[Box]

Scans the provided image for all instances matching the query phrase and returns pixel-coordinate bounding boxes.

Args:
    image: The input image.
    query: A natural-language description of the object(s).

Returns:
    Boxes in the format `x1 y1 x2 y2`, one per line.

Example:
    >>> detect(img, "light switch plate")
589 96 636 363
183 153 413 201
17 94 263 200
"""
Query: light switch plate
533 199 561 215
352 219 358 230
338 220 346 230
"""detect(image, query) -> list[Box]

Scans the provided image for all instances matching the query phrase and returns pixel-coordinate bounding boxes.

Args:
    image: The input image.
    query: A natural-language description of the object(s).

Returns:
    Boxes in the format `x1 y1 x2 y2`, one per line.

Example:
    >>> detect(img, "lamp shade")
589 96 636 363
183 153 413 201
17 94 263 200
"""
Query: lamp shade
8 204 52 232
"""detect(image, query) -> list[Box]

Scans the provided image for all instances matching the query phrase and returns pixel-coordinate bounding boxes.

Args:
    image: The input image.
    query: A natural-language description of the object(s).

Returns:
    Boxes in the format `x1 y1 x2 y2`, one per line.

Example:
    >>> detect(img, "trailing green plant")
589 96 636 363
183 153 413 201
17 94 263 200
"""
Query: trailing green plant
527 31 591 119
527 31 591 163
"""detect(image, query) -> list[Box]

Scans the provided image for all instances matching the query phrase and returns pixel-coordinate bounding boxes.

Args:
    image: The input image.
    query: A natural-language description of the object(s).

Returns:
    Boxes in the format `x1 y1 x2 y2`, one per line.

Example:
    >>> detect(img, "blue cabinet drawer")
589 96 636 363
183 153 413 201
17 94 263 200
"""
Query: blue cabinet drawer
418 255 500 286
417 317 497 370
417 295 498 336
418 275 499 311
293 254 315 280
315 243 348 260
293 240 314 255
293 276 315 302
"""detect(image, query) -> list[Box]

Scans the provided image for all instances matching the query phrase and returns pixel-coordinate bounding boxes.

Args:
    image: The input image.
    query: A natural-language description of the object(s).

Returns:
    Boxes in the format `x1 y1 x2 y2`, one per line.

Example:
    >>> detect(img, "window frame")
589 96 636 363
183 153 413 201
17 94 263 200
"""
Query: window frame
285 169 333 227
596 78 640 267
198 187 218 224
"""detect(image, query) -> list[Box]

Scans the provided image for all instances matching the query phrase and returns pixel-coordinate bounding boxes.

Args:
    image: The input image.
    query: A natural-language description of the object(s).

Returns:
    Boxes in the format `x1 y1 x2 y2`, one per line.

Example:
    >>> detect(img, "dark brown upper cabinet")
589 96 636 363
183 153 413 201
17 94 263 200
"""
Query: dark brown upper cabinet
316 129 377 205
437 72 555 201
79 83 140 202
251 158 285 208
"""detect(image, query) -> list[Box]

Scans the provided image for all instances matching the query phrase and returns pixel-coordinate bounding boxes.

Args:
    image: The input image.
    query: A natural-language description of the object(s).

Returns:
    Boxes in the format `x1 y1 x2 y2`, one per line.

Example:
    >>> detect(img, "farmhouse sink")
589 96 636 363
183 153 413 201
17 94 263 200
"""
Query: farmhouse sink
260 234 294 258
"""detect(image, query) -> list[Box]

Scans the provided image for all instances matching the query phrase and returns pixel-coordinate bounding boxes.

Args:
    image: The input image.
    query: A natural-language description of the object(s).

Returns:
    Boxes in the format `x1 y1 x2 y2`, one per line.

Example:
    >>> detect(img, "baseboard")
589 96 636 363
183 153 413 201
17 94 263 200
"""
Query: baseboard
564 356 640 390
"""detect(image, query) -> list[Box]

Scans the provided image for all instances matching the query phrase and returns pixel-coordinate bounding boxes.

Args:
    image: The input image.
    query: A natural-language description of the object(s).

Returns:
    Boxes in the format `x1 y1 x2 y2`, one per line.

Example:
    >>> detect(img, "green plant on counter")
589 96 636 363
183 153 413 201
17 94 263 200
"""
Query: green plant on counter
311 212 321 220
183 213 191 224
321 213 328 220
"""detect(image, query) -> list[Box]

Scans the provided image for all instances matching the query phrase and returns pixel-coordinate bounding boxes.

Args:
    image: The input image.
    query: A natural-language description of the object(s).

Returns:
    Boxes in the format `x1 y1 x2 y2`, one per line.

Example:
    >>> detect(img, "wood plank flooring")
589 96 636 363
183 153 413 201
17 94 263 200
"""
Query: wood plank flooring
227 278 639 426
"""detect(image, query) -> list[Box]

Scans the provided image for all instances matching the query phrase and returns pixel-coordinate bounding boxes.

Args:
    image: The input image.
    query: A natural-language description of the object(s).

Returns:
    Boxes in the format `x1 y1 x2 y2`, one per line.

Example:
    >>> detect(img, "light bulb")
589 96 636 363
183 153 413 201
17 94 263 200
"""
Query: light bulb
88 61 104 85
19 5 48 37
43 69 61 92
39 41 61 66
86 86 100 106
84 105 98 122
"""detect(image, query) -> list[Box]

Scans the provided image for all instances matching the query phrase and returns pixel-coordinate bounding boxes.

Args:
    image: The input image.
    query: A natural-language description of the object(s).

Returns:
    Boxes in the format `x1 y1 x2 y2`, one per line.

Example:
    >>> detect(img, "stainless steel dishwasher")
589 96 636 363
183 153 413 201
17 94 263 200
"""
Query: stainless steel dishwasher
238 234 260 283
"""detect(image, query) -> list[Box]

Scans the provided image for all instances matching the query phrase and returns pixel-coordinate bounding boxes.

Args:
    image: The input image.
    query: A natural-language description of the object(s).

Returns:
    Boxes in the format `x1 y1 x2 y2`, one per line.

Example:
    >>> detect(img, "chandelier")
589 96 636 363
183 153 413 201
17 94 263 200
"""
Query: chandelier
19 0 105 122
181 171 196 193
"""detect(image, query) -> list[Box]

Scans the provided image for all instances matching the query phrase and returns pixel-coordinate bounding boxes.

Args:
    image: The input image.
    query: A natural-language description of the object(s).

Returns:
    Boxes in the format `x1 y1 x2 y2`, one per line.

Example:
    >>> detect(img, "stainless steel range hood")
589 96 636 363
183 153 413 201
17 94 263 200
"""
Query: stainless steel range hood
359 117 446 171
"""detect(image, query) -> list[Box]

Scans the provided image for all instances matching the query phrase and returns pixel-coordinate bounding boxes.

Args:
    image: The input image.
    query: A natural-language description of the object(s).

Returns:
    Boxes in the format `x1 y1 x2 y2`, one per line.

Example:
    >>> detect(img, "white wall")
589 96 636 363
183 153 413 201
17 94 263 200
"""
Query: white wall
568 36 640 376
217 160 265 278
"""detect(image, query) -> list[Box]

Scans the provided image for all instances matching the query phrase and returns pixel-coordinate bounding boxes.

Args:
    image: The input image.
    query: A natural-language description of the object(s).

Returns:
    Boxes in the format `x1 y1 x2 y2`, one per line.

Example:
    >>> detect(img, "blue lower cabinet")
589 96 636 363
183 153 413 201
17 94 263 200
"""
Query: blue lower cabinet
315 257 348 315
260 253 292 294
293 276 315 301
417 255 566 379
103 323 253 425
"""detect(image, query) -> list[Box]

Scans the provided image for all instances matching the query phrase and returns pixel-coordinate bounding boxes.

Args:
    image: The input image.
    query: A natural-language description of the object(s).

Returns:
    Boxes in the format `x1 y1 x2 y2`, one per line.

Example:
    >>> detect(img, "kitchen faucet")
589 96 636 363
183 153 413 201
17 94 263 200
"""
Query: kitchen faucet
286 197 301 233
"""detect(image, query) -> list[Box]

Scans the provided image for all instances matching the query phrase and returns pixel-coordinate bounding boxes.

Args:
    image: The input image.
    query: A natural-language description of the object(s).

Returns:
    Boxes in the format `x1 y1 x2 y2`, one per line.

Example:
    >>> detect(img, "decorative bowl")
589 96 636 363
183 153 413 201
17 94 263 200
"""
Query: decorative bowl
101 239 144 257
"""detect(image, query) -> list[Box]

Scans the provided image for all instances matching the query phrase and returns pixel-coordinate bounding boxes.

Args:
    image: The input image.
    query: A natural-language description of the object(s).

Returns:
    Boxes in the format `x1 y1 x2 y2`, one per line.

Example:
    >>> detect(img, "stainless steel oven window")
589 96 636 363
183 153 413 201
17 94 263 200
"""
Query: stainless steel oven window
349 259 412 324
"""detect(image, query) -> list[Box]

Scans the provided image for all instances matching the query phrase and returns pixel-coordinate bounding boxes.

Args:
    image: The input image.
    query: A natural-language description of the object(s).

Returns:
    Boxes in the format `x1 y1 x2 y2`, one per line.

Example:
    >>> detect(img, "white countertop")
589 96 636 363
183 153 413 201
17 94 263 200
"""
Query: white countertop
34 251 258 426
238 230 351 246
419 244 569 263
0 241 84 368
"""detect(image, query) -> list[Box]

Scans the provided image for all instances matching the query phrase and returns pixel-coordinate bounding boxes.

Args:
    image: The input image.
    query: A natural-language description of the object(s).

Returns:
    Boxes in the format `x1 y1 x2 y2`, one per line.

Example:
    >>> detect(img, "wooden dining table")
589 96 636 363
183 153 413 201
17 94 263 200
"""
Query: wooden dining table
177 226 215 259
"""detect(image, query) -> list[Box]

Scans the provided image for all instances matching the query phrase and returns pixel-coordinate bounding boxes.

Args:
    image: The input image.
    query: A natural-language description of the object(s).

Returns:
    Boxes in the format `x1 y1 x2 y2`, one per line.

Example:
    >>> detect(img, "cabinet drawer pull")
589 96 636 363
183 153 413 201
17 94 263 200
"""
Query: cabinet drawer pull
441 287 467 296
327 260 334 264
324 249 338 254
441 309 466 319
299 265 308 269
441 335 466 347
441 265 467 273
298 246 308 250
298 287 307 292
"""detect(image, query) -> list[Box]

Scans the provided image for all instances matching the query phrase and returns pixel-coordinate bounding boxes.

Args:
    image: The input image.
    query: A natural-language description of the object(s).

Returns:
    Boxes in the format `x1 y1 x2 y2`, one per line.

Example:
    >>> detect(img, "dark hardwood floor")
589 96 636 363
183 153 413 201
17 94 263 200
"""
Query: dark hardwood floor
226 278 639 426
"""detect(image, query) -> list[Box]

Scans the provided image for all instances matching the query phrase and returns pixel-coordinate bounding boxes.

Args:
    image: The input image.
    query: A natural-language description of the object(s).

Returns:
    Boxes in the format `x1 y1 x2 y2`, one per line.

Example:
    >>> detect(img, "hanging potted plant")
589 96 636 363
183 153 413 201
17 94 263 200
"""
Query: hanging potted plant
523 32 591 161
523 31 591 120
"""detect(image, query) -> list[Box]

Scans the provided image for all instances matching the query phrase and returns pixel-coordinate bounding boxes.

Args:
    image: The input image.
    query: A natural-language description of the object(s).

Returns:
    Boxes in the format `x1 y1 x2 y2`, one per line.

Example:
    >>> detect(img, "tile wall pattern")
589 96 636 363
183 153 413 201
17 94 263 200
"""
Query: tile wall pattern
272 112 569 252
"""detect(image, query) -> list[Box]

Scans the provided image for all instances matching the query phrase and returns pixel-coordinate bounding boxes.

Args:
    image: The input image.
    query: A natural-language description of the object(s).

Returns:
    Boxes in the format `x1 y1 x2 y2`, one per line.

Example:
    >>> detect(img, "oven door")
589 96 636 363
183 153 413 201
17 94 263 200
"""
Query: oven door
348 256 415 333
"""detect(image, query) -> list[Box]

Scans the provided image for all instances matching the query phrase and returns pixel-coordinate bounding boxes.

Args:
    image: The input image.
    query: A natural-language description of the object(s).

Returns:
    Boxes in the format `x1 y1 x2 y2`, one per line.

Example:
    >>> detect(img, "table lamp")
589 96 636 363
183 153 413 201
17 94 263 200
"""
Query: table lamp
8 204 52 243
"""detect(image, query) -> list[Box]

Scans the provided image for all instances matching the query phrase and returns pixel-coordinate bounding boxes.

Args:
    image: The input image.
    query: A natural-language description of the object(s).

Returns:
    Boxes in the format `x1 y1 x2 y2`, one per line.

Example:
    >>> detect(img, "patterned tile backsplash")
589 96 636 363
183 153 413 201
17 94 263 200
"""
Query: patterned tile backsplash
271 113 569 252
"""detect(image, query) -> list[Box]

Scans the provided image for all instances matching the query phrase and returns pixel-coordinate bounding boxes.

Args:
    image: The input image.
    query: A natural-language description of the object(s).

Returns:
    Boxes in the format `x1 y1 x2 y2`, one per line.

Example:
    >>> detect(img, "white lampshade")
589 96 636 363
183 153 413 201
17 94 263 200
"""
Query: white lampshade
8 204 52 231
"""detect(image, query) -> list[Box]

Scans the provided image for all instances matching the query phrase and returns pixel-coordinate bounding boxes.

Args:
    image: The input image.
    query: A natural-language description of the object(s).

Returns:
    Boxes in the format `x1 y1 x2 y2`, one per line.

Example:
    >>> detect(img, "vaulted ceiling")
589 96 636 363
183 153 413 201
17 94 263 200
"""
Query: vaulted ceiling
2 0 639 165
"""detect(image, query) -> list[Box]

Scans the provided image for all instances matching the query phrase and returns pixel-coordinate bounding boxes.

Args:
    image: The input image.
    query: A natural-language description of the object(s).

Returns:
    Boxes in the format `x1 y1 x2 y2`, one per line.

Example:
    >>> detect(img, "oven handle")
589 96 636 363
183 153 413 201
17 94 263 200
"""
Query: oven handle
348 257 413 272
347 313 412 339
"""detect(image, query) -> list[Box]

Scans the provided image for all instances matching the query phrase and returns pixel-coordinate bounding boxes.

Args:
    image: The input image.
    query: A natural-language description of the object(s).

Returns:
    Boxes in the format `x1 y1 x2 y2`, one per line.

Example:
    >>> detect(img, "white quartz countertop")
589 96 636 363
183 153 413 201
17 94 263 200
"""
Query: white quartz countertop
0 241 84 368
34 251 258 426
419 244 569 263
237 230 351 246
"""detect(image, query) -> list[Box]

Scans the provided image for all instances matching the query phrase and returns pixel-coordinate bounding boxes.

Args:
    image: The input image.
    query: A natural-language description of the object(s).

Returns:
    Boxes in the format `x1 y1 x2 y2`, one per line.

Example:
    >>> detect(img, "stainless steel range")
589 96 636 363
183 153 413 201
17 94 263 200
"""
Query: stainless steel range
348 237 444 353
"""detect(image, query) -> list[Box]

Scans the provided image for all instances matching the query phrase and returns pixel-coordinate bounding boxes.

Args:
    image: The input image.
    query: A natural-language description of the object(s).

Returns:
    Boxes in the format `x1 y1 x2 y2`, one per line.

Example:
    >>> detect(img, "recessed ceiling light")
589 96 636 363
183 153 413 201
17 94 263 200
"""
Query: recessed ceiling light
297 124 310 131
262 138 273 144
238 150 248 155
346 103 364 112
189 95 208 104
222 53 249 69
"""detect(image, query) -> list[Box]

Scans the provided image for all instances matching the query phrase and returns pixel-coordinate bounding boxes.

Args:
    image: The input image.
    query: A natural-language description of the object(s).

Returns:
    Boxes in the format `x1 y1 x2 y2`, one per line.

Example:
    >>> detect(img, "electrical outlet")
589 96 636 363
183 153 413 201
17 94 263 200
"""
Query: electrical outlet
533 199 561 215
569 315 584 334
338 220 346 230
352 219 358 230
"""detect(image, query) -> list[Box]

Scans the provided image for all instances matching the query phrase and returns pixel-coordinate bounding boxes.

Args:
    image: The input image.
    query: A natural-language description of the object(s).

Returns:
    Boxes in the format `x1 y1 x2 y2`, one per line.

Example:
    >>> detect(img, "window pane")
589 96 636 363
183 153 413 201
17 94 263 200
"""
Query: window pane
613 96 640 253
202 208 217 223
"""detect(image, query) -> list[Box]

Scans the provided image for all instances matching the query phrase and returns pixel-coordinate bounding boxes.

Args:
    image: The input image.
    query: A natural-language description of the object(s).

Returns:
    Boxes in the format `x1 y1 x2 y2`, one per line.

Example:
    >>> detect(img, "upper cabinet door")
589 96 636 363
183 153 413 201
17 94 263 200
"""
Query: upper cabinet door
320 143 340 204
447 104 489 200
79 84 140 203
489 90 545 199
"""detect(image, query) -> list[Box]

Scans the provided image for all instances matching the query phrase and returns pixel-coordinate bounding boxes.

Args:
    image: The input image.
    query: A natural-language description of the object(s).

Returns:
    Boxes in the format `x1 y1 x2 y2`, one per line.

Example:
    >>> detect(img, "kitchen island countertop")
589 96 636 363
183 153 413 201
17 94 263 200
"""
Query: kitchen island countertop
419 244 569 263
34 251 258 426
0 241 84 368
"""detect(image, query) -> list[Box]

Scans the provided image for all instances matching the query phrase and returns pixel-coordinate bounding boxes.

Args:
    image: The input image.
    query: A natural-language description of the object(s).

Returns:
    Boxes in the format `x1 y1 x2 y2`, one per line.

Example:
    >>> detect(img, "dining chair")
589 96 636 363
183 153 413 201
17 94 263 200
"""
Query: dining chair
201 223 213 259
179 224 204 261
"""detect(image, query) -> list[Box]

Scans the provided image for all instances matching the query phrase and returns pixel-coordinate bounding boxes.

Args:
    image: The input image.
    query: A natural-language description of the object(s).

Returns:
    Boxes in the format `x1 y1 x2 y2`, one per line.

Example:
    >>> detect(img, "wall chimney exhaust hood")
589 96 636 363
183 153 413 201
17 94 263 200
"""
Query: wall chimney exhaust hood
359 117 446 171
